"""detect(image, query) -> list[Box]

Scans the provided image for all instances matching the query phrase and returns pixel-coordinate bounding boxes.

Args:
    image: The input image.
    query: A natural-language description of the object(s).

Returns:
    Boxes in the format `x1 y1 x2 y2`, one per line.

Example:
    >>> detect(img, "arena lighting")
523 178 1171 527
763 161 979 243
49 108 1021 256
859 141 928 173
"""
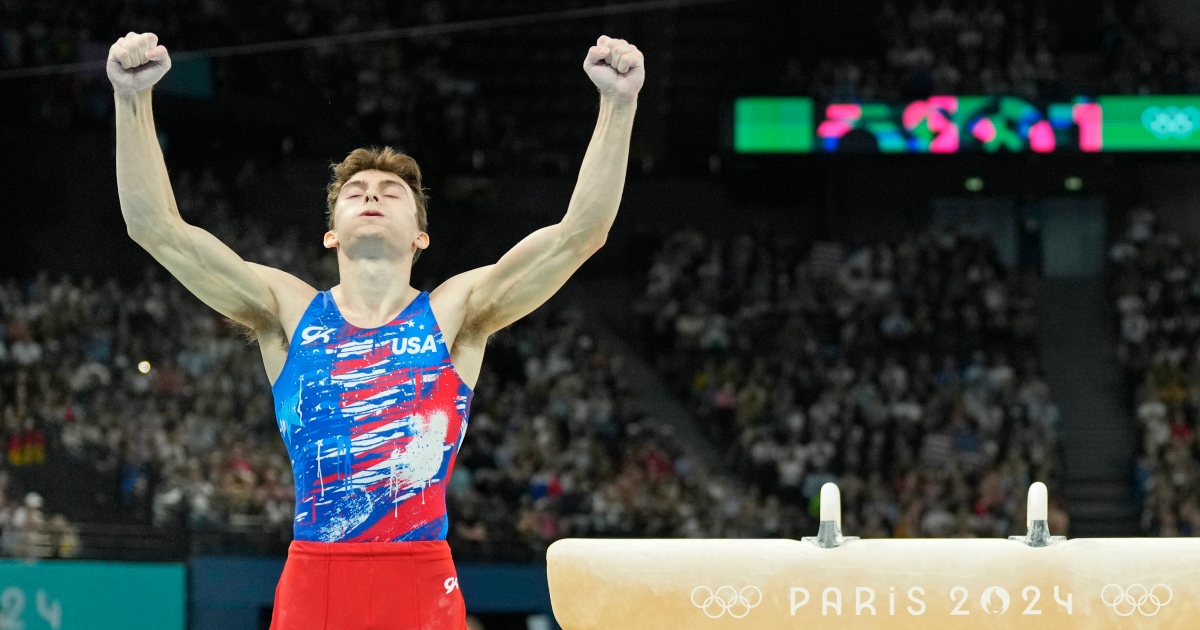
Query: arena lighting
137 360 151 374
965 176 984 192
547 483 1199 629
1065 176 1083 191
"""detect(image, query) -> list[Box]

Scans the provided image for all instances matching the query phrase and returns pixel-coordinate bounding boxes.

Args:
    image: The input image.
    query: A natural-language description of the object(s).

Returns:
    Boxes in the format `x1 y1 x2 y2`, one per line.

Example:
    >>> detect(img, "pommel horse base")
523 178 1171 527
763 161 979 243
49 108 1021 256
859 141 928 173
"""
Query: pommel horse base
546 483 1200 629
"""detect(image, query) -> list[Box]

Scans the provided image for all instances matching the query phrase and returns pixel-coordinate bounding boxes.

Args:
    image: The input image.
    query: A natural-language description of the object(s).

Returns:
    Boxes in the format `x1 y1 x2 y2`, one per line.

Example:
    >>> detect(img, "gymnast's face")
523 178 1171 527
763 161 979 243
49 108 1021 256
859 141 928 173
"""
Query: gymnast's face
324 169 428 260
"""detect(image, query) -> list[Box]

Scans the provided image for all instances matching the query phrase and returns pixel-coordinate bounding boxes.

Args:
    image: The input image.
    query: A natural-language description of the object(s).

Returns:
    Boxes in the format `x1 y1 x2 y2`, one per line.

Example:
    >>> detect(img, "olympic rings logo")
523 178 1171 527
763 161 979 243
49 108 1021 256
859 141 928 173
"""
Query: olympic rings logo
1100 584 1173 617
690 586 762 619
1142 106 1200 139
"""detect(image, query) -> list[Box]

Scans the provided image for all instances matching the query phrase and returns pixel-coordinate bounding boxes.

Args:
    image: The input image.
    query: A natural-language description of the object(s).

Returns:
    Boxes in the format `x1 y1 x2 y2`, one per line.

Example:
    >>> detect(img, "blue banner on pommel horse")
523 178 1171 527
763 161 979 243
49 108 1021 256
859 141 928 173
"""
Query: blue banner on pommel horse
546 537 1200 629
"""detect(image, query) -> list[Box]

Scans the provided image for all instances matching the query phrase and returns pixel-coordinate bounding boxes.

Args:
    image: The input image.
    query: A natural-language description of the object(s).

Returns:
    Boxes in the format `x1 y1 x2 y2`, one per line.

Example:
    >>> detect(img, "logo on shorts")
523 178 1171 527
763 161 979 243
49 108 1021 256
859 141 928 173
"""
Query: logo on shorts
444 577 459 594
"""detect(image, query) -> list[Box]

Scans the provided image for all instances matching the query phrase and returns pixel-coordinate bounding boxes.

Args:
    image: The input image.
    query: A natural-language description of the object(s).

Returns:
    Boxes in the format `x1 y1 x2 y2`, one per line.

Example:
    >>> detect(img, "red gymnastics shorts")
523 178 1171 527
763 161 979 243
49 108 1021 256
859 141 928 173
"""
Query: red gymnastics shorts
270 540 466 630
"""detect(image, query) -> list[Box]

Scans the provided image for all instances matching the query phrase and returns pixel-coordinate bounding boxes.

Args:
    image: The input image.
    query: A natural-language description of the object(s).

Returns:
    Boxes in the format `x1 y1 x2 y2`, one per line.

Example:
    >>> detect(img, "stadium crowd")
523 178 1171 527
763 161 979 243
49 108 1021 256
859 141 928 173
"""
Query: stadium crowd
0 152 1082 558
0 0 574 175
11 0 1197 559
0 477 78 559
0 167 314 554
446 306 782 561
1110 208 1200 537
635 228 1068 538
790 0 1200 101
0 160 780 560
9 0 1200 179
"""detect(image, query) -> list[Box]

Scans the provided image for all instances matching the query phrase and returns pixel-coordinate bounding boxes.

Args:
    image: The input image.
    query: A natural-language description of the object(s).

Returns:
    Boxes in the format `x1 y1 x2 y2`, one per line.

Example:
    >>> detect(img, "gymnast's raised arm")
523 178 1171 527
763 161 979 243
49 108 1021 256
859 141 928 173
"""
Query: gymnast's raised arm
109 32 302 335
453 36 644 338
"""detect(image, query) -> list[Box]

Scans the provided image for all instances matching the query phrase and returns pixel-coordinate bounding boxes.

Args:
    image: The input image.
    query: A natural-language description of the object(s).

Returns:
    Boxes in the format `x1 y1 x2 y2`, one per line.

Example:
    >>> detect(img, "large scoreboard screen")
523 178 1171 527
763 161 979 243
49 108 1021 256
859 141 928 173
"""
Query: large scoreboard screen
733 96 1200 153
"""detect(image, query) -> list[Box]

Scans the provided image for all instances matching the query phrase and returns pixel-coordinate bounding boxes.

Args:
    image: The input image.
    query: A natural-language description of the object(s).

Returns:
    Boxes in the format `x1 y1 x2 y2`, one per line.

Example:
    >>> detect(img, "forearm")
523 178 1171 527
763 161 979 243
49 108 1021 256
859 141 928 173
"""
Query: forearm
116 89 184 242
560 95 637 247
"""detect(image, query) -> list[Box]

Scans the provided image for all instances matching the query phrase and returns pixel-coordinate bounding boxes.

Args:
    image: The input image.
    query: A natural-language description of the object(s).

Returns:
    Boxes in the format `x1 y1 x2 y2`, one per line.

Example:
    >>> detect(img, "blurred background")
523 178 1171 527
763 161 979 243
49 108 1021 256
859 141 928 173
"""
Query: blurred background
2 0 1200 627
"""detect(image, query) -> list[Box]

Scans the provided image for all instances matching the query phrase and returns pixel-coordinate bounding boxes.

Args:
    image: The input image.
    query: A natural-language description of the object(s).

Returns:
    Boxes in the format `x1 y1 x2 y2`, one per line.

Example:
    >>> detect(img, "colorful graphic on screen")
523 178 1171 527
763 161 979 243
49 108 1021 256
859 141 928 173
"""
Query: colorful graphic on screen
816 96 1101 153
732 96 1200 153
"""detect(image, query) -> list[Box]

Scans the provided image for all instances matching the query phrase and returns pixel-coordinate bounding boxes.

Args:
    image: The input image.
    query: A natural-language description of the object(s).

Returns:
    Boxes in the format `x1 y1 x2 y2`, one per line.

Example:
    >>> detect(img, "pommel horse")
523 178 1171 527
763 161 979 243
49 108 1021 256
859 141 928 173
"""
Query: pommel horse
547 483 1200 629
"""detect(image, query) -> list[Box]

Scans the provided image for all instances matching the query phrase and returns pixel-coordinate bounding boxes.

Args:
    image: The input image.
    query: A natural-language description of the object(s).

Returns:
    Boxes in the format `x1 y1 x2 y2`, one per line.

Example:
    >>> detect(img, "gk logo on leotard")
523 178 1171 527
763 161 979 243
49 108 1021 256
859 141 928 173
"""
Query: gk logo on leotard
691 586 762 619
444 577 459 594
300 326 336 345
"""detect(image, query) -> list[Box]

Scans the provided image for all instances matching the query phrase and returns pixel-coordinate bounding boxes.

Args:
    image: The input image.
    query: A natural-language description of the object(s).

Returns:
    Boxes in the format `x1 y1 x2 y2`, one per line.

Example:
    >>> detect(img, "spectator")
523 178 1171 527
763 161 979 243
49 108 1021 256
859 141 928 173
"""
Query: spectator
637 229 1062 539
1110 207 1200 536
1 163 773 560
8 492 45 557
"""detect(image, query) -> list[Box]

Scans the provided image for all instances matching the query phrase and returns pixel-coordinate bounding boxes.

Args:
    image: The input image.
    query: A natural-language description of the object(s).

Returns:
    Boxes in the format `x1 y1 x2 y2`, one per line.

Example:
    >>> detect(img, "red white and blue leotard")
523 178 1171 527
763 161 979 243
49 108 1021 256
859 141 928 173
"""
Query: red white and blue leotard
271 290 473 543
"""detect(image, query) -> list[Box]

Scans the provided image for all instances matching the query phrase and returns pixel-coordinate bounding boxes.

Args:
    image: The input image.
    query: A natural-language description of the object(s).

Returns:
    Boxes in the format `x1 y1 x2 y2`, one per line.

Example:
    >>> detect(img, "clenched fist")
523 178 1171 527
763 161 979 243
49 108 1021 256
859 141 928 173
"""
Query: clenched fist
108 32 171 97
583 35 644 102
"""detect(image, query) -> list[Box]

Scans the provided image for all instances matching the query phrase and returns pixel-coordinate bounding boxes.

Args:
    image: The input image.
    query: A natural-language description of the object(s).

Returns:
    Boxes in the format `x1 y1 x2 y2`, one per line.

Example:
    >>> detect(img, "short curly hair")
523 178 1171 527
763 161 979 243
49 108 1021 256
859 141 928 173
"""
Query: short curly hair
326 146 429 261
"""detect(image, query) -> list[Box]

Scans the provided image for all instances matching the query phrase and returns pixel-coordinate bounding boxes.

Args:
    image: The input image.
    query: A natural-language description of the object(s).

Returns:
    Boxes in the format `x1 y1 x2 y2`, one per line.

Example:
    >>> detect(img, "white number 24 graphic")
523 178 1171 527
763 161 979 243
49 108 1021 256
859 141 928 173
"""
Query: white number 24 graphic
0 587 62 630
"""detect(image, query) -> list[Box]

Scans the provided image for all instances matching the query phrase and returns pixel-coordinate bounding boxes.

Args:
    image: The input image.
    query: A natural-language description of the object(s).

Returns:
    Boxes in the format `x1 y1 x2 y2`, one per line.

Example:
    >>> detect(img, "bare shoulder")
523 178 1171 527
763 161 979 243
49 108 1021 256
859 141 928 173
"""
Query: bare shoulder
246 263 319 342
429 265 493 349
429 266 495 391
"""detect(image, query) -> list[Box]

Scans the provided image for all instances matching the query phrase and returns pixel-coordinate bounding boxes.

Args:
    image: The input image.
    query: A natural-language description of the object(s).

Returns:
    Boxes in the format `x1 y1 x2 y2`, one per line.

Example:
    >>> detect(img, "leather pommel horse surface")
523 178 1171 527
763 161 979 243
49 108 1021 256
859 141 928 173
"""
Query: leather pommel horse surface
547 538 1200 629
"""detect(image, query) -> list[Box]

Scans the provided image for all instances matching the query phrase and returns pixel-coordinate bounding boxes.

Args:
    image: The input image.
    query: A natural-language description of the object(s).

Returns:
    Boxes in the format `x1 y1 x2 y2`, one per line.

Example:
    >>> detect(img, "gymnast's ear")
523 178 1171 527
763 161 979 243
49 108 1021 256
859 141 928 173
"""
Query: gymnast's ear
323 230 338 249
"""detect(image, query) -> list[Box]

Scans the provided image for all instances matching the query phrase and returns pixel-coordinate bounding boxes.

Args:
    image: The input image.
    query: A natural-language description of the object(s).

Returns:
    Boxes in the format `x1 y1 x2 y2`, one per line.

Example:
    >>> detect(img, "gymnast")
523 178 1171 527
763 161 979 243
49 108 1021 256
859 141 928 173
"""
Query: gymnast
107 30 643 629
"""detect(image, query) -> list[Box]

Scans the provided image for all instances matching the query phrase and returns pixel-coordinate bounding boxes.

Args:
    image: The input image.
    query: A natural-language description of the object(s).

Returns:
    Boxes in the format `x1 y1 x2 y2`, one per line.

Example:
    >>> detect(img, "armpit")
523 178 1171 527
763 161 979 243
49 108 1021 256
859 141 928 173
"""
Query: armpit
226 317 289 351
